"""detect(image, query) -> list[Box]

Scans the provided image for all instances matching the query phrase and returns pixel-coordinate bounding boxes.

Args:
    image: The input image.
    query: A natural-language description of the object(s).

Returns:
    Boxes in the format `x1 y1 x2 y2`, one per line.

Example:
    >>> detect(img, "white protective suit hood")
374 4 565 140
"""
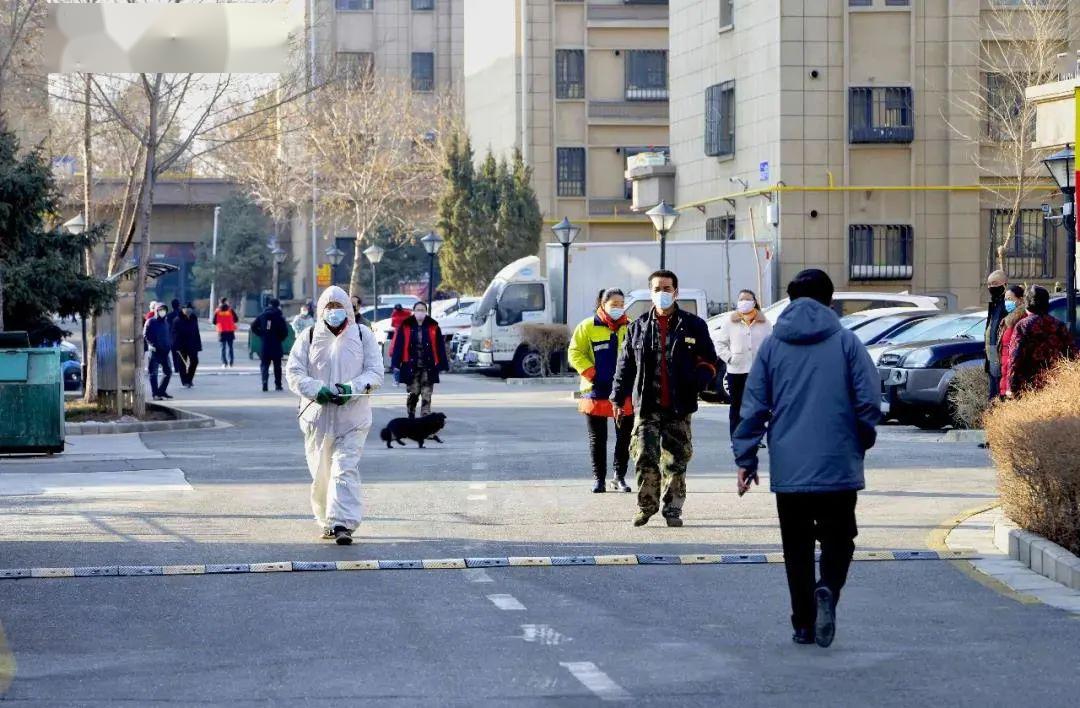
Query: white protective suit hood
286 285 384 436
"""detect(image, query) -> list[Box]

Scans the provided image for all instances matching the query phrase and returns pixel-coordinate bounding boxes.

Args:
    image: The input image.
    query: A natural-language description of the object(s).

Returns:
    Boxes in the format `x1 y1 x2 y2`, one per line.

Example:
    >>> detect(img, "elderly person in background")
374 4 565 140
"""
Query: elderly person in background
983 270 1009 400
1006 285 1074 397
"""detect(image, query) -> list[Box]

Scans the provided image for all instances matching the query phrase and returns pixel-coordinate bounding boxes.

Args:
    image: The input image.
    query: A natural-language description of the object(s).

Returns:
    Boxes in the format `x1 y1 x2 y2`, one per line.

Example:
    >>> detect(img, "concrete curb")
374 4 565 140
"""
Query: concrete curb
995 519 1080 591
941 429 986 444
505 376 576 386
64 404 217 436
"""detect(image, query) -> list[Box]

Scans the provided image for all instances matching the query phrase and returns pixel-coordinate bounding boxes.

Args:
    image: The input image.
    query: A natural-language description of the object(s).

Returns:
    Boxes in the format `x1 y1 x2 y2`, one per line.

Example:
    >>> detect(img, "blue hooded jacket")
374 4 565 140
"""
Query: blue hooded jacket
732 298 881 493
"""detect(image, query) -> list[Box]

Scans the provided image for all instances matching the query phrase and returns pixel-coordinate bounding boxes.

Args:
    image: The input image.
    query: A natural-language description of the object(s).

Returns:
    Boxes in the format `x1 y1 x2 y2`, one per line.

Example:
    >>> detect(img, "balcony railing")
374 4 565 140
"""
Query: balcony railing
849 87 914 144
589 198 637 217
848 224 914 281
587 3 668 25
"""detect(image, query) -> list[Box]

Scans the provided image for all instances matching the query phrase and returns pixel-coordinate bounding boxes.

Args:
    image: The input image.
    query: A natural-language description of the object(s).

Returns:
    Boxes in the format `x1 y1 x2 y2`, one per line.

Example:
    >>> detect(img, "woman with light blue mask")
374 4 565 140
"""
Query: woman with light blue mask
286 285 384 545
997 284 1026 399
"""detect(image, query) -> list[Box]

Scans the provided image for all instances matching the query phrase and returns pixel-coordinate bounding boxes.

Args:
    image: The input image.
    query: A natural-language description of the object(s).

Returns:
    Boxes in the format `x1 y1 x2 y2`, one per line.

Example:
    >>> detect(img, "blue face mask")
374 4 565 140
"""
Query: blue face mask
1004 300 1018 314
324 308 348 327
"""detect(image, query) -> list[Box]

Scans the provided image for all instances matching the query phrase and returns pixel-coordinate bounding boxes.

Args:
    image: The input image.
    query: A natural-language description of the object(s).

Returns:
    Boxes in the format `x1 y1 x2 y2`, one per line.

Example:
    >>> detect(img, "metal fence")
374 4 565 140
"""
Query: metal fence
556 50 585 99
849 87 914 143
848 224 914 281
625 50 668 101
557 148 586 197
988 209 1057 280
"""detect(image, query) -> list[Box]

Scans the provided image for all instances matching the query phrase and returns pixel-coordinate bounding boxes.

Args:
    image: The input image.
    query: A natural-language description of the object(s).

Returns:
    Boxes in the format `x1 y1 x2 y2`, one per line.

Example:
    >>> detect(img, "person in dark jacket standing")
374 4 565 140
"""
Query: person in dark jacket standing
1007 285 1075 396
390 301 449 417
144 302 174 401
252 299 290 391
170 302 203 388
611 270 718 528
984 270 1009 400
733 269 881 648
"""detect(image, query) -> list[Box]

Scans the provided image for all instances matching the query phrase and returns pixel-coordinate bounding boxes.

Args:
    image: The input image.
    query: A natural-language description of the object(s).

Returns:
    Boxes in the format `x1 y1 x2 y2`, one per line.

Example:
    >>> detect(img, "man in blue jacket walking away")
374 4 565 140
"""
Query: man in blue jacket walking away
732 269 881 648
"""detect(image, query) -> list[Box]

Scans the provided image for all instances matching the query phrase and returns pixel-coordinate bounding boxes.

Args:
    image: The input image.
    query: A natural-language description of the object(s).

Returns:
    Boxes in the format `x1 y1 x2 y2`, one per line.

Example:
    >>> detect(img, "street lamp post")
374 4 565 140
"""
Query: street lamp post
420 232 444 307
363 243 384 315
208 205 220 310
270 246 287 301
646 200 680 270
63 214 88 389
551 217 580 324
1042 145 1076 337
324 245 345 290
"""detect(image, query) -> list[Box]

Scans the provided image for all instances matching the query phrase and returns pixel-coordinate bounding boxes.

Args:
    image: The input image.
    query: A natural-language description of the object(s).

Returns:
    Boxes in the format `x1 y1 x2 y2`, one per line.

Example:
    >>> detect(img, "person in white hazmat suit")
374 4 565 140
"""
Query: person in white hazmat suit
286 286 384 545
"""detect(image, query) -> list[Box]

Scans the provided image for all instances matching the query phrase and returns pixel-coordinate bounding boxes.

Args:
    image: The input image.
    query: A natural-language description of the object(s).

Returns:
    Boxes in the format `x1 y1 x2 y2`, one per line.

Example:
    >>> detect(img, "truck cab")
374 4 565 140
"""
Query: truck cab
470 256 552 377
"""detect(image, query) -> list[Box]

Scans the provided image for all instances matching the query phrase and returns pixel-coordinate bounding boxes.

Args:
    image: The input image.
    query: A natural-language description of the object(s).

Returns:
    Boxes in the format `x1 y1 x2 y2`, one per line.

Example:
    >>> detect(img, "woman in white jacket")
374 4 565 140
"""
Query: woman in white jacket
286 285 384 545
713 289 772 437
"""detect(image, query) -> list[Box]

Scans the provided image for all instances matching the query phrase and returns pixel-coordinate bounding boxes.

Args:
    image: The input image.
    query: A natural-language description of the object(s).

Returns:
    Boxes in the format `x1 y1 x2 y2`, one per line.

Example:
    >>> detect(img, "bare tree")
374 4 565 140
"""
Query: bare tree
306 76 453 298
948 0 1068 273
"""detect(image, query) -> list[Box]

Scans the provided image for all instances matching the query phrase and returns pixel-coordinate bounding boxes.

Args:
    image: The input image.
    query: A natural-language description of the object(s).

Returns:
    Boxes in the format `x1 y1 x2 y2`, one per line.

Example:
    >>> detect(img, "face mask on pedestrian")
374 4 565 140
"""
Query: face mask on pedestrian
988 285 1005 299
1004 300 1018 314
652 291 674 311
605 305 625 320
414 308 427 322
182 308 192 316
324 307 348 328
737 299 756 315
156 309 167 319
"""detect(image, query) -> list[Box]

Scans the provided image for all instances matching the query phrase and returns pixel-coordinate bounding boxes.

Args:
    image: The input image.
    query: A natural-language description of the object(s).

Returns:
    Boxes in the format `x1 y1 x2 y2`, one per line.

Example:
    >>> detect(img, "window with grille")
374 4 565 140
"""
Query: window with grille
719 0 734 28
336 52 374 88
336 0 373 10
556 50 585 99
411 53 434 92
849 224 914 280
412 0 434 10
990 209 1056 279
705 81 735 157
557 148 586 197
706 215 736 241
985 73 1032 143
625 50 668 101
848 0 871 6
622 146 669 198
849 87 913 143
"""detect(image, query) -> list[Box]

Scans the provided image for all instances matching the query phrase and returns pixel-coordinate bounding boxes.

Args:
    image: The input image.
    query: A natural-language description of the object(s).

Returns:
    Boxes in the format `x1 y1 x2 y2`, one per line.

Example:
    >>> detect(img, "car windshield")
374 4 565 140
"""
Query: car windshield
851 315 920 344
881 314 985 344
472 281 503 325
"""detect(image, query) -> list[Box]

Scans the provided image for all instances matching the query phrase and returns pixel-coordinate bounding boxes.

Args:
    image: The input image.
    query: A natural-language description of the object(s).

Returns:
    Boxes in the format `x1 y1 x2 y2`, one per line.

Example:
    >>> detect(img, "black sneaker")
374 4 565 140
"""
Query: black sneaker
152 395 163 401
610 477 632 493
792 627 815 645
664 516 684 528
160 393 174 400
591 479 606 493
814 586 836 648
333 525 353 545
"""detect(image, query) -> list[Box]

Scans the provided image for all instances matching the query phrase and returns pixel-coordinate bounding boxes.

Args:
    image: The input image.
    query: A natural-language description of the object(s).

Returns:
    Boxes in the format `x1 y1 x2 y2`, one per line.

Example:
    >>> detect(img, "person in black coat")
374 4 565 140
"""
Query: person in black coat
170 302 203 388
144 303 174 400
389 302 449 417
252 298 290 391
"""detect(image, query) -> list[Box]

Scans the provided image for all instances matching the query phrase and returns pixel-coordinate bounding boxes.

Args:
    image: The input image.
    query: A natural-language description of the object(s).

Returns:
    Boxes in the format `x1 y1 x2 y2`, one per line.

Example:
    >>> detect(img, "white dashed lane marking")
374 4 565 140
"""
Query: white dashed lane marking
463 569 494 583
560 662 631 702
487 594 526 611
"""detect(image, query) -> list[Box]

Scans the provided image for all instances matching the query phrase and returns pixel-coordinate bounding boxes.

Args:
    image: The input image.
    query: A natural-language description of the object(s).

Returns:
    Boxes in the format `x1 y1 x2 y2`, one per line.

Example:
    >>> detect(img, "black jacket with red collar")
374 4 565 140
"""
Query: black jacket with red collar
390 314 449 385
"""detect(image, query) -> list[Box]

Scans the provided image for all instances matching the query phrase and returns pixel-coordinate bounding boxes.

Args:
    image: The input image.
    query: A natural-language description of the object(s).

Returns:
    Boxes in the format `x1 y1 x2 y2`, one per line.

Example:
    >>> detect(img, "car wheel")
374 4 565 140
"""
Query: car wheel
513 348 544 378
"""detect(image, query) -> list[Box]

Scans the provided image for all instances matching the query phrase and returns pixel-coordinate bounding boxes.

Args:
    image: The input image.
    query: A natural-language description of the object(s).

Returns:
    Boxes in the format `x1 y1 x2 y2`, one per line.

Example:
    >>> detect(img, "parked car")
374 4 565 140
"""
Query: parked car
878 296 1080 429
865 312 987 365
59 341 81 392
764 291 941 323
840 308 940 346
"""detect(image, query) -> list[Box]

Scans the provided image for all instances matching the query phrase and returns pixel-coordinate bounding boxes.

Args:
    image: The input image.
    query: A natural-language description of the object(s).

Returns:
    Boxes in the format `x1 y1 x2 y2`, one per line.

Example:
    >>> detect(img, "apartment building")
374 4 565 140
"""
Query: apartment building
464 0 671 244
663 0 1080 307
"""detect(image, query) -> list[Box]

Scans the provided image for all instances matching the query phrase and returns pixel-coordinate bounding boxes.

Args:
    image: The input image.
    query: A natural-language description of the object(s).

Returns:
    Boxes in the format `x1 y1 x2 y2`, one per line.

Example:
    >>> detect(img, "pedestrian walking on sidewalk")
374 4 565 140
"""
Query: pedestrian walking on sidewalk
144 303 174 401
984 270 1009 401
568 287 634 493
611 270 718 527
252 298 290 391
390 301 448 418
170 302 202 388
1006 285 1075 397
997 285 1026 399
732 269 881 648
212 298 238 368
286 285 383 545
713 289 772 437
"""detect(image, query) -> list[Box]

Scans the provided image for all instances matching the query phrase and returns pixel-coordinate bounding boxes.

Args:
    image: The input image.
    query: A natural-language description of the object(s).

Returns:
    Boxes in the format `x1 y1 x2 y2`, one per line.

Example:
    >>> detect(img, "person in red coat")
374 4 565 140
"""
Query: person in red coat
389 302 448 418
997 285 1026 398
1006 285 1074 397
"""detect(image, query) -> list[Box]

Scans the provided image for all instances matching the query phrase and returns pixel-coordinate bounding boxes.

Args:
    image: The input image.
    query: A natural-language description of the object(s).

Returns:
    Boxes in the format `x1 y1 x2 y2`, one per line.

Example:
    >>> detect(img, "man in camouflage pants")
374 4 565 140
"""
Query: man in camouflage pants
612 270 718 527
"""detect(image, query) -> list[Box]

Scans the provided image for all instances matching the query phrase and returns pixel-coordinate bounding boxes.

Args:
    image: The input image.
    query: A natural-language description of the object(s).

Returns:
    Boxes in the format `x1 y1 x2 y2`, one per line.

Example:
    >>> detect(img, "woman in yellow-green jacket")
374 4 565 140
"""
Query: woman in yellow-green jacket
567 288 634 493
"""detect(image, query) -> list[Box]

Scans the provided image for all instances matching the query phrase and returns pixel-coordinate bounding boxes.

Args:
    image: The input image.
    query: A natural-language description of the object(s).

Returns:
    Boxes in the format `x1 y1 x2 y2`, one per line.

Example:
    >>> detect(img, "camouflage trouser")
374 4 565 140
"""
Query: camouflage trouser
406 368 434 417
630 410 693 519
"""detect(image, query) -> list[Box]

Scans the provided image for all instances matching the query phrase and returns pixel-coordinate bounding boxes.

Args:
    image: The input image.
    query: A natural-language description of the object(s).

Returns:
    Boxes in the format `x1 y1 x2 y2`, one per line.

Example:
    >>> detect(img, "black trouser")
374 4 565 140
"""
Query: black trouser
148 350 172 397
177 350 199 386
220 334 235 366
585 414 632 481
260 355 283 390
726 372 748 437
775 491 858 631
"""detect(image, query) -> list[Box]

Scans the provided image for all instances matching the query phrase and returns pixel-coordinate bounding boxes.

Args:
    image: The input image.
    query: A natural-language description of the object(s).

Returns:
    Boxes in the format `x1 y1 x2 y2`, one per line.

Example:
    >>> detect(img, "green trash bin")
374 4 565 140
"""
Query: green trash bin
248 328 296 361
0 347 64 454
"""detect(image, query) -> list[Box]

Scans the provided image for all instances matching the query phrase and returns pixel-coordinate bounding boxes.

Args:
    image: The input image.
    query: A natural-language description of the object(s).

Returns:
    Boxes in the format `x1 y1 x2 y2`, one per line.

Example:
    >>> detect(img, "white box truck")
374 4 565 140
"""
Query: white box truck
468 240 772 378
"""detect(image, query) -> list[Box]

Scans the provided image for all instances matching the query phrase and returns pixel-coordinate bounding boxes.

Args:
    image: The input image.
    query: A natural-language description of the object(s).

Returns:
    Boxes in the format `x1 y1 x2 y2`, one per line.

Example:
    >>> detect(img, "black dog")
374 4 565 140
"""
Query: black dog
380 413 446 449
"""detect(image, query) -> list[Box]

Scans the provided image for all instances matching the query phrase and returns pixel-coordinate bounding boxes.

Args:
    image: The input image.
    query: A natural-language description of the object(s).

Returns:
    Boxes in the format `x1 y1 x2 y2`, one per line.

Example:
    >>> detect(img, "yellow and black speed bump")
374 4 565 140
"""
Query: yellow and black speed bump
0 549 977 582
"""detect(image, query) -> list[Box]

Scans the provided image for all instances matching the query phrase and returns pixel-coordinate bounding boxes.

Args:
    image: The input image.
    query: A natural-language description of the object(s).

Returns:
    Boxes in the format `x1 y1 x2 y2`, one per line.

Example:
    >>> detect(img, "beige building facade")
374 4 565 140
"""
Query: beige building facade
464 0 671 245
666 0 1080 308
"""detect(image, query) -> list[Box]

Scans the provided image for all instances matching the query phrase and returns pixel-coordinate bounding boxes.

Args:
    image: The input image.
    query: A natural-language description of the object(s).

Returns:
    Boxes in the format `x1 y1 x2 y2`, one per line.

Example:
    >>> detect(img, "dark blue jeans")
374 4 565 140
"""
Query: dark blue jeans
988 372 1001 401
148 350 172 397
219 333 235 366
